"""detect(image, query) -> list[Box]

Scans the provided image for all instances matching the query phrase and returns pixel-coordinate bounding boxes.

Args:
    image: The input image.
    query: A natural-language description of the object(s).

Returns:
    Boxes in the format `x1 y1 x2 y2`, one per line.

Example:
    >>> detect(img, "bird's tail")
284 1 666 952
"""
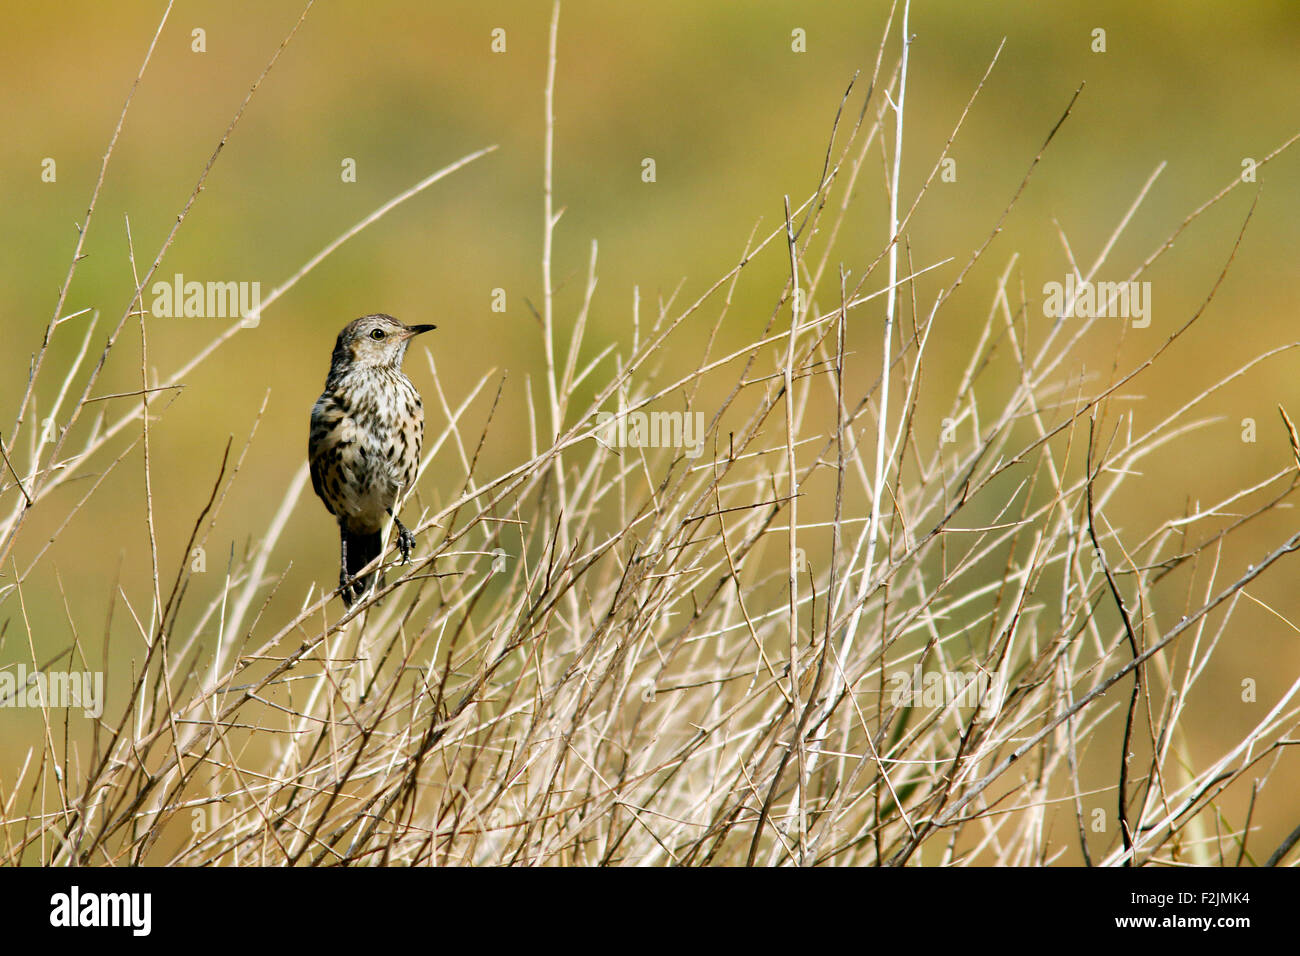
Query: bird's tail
341 527 384 604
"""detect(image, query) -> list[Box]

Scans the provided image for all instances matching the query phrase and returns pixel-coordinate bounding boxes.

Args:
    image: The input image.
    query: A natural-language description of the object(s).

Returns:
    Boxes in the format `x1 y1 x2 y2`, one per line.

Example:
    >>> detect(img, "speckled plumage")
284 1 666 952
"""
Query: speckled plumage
308 313 434 604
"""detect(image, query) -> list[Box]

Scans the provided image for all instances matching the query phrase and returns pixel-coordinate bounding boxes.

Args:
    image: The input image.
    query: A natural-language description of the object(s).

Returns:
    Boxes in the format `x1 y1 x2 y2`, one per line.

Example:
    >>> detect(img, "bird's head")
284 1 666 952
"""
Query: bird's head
331 314 436 372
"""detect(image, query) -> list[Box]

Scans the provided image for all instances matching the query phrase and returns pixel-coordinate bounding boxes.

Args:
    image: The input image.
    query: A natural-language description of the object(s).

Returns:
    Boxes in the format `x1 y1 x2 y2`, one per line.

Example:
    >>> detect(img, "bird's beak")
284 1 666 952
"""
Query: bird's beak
403 324 437 339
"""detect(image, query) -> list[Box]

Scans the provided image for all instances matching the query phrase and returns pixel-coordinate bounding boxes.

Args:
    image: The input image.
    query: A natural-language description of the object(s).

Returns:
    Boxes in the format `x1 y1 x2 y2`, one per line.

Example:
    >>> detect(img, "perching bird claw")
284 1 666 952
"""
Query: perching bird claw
396 521 415 564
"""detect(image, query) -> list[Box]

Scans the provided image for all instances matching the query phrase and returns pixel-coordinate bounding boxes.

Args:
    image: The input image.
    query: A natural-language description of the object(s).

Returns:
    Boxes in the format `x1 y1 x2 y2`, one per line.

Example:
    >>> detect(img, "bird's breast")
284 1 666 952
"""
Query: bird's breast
308 371 423 530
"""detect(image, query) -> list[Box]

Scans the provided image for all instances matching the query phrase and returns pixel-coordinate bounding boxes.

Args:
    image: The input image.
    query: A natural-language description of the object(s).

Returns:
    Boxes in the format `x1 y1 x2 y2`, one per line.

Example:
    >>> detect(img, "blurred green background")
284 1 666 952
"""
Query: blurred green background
2 0 1298 861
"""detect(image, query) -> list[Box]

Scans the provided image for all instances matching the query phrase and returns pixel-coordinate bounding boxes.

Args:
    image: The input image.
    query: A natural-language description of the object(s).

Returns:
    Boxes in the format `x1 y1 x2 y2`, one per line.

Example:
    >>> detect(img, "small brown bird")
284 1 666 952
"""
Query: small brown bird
308 314 434 604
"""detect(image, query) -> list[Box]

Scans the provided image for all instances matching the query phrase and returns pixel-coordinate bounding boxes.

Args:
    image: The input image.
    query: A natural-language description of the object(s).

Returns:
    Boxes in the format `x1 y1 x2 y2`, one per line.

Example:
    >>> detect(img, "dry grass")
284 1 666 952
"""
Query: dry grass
3 0 1300 866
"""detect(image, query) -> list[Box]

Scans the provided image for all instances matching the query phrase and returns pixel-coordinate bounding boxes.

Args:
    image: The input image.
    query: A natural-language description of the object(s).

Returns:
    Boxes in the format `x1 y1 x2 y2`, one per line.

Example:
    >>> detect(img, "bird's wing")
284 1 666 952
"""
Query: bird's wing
309 392 349 514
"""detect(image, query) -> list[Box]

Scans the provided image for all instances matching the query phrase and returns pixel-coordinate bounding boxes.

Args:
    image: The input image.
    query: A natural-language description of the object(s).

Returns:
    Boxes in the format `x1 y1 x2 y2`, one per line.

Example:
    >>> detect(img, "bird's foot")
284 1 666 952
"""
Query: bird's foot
396 521 415 564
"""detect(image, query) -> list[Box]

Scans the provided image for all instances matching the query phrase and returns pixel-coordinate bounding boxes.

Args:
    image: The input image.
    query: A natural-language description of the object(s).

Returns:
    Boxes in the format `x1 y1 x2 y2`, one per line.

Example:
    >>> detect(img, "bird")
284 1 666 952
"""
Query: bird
308 313 435 604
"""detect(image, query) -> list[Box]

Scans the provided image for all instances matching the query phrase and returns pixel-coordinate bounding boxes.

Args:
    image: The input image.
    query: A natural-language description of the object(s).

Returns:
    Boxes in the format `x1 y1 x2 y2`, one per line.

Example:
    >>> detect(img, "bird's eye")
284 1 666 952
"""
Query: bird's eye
369 328 386 340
